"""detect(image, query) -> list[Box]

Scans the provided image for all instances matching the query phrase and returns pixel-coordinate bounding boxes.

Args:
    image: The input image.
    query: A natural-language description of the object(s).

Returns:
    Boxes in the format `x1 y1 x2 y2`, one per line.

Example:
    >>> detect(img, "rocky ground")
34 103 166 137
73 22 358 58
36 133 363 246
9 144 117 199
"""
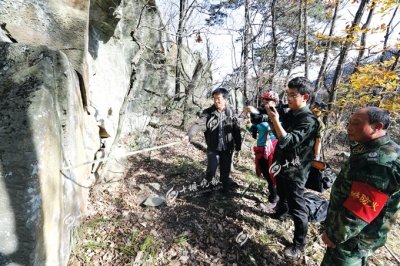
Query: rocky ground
68 111 400 266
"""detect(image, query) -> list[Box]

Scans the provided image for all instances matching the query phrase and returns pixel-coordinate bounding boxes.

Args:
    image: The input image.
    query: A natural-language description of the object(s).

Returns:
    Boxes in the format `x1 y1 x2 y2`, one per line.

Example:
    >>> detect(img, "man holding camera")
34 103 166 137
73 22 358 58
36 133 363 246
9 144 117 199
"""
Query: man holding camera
245 91 280 206
266 77 319 259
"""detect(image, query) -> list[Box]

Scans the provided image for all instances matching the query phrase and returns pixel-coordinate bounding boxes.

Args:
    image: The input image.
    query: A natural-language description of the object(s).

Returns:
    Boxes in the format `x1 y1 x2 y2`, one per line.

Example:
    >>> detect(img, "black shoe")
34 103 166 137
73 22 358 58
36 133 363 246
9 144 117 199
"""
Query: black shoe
228 178 239 188
268 212 286 222
268 196 278 204
219 187 231 194
268 187 277 203
201 186 214 197
284 245 302 259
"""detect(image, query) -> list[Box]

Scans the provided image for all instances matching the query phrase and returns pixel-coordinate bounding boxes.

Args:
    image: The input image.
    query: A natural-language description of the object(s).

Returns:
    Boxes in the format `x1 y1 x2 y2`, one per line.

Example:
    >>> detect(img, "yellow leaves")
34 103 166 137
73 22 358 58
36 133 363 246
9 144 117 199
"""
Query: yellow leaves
316 31 347 43
323 0 338 4
335 58 399 113
367 0 400 18
353 25 361 32
380 101 400 113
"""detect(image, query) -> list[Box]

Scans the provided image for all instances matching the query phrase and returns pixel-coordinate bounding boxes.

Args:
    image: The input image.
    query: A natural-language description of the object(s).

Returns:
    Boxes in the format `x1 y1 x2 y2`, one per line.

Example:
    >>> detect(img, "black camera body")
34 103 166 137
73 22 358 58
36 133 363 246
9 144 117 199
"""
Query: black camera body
250 101 289 124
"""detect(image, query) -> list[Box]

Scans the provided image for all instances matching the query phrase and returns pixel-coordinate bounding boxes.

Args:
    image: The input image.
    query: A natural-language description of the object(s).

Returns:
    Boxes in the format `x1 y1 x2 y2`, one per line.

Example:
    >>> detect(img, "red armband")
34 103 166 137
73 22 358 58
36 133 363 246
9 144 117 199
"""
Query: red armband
343 181 389 223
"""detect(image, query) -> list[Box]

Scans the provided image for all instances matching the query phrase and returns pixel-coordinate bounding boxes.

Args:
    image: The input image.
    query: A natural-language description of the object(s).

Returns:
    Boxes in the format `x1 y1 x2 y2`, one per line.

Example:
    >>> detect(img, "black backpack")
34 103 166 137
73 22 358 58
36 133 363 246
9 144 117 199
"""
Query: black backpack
304 192 330 223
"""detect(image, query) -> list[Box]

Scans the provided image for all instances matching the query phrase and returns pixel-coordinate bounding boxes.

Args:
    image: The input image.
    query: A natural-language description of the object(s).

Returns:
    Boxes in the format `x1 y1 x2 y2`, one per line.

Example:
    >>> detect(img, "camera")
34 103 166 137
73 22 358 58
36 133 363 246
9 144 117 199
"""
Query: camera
250 101 289 124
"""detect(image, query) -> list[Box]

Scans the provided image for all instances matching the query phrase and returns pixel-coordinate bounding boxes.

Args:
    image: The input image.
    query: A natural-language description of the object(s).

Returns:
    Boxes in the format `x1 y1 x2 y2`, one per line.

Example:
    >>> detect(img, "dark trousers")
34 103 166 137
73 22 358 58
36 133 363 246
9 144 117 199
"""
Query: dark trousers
259 156 277 202
275 176 308 249
206 149 232 188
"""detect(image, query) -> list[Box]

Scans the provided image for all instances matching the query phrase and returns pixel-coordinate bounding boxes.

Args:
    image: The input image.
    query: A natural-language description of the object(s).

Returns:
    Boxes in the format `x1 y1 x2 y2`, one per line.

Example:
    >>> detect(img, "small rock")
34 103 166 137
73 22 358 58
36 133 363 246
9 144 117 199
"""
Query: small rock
134 251 144 263
146 182 161 190
141 196 165 206
179 255 189 262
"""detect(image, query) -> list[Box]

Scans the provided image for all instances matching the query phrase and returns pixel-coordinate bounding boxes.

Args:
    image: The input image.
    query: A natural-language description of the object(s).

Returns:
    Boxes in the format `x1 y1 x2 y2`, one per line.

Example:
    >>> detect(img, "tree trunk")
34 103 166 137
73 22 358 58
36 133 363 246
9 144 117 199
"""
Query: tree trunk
390 49 400 71
175 0 186 100
243 0 250 103
381 5 399 63
270 0 278 88
303 0 309 79
285 0 303 86
324 0 369 126
312 0 339 105
353 1 375 73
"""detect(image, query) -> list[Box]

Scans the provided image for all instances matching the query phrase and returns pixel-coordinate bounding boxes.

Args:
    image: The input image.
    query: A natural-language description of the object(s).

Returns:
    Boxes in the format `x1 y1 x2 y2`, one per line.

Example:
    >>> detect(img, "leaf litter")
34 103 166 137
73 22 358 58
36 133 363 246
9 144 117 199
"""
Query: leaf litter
68 111 400 266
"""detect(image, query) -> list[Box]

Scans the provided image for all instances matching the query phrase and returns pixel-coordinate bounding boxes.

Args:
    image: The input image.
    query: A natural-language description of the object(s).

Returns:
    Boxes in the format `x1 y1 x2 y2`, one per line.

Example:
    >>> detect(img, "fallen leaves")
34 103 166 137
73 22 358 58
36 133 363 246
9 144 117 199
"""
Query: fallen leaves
68 111 400 266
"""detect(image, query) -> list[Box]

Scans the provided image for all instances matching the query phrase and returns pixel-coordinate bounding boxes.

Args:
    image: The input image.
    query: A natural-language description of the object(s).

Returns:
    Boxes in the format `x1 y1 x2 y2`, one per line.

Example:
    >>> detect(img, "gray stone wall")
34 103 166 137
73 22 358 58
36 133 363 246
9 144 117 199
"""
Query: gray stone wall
0 43 98 265
0 0 211 265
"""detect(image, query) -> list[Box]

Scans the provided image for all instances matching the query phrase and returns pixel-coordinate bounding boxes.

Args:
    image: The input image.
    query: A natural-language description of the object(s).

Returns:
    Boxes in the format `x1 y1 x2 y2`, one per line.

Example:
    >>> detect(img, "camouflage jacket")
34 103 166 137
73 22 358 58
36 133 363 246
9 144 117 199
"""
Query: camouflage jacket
316 117 326 138
325 135 400 253
270 106 318 183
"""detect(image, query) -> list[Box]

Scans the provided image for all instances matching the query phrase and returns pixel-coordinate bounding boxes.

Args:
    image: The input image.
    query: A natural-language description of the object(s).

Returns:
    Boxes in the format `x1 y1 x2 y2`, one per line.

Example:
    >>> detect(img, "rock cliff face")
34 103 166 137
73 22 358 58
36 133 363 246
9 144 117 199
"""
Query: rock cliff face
0 0 211 265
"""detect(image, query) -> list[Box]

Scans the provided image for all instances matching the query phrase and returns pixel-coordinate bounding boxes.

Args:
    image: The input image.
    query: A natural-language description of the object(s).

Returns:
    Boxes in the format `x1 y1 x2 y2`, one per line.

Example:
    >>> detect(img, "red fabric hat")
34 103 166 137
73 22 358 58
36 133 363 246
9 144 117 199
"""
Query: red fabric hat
258 91 278 103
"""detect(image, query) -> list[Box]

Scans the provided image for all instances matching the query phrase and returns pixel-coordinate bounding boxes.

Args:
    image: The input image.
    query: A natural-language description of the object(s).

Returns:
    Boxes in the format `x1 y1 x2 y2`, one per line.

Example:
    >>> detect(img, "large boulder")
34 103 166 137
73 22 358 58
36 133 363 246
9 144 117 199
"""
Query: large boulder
0 43 98 265
88 0 211 138
0 0 212 264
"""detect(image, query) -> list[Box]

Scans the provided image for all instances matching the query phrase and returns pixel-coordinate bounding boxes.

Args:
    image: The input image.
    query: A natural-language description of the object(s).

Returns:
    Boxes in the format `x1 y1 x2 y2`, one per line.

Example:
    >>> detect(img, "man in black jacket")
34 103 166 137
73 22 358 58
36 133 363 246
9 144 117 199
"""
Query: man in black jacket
183 87 242 194
265 77 319 259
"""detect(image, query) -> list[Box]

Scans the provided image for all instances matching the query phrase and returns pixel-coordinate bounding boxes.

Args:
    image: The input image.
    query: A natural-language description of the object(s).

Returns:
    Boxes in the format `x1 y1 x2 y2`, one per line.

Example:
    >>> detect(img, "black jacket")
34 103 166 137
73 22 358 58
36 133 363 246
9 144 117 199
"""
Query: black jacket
186 104 242 152
272 106 318 183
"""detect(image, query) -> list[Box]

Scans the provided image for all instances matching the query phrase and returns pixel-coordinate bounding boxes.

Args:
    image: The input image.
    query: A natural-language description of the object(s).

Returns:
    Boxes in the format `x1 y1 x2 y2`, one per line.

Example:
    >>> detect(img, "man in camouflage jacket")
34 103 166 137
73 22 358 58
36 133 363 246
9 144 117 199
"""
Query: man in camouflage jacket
321 107 400 265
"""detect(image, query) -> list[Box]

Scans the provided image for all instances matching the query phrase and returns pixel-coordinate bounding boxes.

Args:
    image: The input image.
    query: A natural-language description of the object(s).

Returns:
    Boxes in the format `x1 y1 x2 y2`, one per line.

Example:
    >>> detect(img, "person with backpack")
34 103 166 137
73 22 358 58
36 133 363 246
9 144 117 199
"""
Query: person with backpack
183 87 242 195
265 77 319 259
321 107 400 266
245 91 280 207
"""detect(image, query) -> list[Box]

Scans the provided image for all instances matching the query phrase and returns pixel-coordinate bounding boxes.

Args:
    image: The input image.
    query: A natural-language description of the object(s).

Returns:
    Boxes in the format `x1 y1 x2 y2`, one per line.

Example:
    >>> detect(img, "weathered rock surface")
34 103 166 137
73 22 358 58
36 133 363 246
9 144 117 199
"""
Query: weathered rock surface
0 0 91 104
0 43 98 265
0 0 212 265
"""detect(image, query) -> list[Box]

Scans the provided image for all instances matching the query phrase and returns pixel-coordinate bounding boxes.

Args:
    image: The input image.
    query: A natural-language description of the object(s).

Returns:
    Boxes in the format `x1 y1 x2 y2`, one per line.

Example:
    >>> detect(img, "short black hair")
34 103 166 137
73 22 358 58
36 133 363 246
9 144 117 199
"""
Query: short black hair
367 107 390 130
212 87 229 99
288 77 313 101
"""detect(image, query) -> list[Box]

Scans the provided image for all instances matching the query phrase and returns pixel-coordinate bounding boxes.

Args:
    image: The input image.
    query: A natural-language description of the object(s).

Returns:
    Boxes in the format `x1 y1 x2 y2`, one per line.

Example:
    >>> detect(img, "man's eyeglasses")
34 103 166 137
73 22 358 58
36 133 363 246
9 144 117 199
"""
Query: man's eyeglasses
287 94 303 99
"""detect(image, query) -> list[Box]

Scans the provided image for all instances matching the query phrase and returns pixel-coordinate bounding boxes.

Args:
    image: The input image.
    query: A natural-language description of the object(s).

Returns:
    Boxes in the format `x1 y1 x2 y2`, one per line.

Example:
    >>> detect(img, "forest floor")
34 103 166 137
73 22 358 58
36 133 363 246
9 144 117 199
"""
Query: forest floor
68 111 400 266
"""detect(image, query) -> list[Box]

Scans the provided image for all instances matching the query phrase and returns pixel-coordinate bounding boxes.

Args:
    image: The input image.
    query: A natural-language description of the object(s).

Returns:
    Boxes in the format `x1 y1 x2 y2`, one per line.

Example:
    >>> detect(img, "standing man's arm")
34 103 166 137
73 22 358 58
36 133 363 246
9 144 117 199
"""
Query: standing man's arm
182 110 209 142
314 138 322 160
322 164 394 247
314 120 325 159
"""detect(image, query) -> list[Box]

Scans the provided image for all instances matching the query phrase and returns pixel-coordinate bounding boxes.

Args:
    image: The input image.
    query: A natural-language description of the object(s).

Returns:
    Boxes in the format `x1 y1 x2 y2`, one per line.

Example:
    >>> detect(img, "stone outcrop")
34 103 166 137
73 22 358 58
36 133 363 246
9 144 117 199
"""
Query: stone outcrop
0 0 211 265
0 43 98 265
